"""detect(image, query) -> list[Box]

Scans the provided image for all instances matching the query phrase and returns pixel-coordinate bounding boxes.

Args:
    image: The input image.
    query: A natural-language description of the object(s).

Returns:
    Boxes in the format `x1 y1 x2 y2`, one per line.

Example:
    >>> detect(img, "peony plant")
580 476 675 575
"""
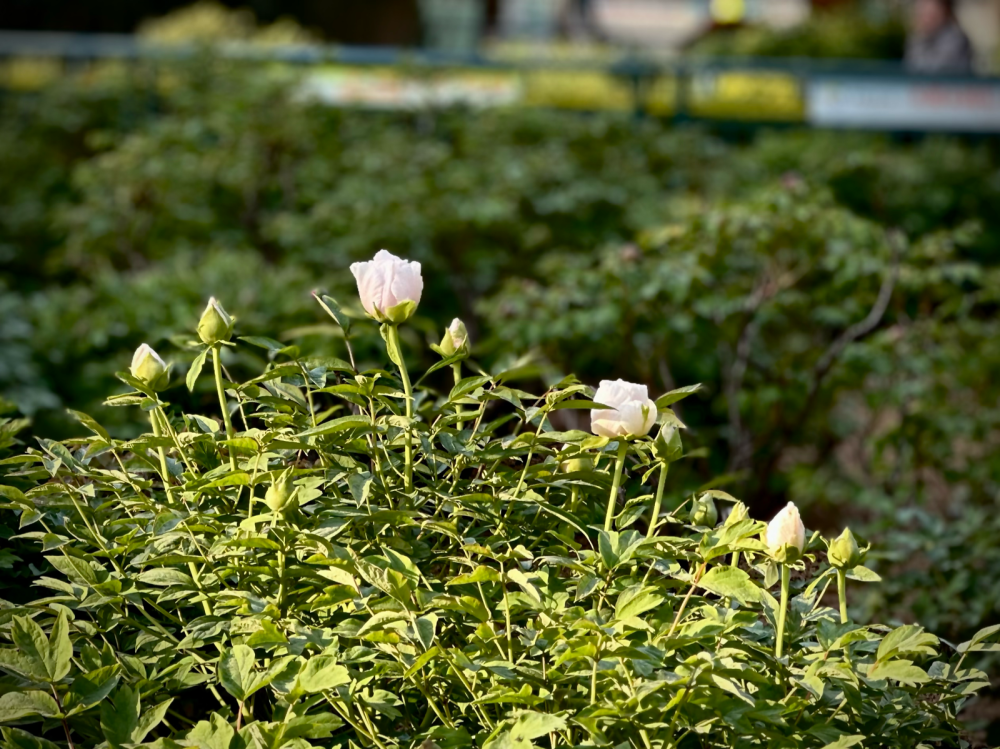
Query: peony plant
0 249 994 749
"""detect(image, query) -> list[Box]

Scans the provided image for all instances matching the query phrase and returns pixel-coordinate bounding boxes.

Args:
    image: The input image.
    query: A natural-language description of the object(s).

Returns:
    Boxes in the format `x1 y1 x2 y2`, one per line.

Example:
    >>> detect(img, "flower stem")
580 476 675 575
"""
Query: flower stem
212 345 237 470
149 409 175 505
776 564 791 659
386 325 413 492
452 361 464 431
646 461 669 538
603 440 629 532
837 568 848 624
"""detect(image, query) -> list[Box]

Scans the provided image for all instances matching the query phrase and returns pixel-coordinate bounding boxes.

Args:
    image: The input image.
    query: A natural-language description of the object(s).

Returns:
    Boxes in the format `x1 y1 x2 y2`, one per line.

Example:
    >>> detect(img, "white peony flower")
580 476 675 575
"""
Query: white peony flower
766 502 807 564
350 249 423 324
590 379 657 438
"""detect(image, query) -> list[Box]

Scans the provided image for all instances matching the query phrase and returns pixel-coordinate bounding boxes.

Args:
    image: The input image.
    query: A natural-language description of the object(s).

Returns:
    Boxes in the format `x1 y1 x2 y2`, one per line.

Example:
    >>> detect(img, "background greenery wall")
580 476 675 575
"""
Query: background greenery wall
2 57 999 737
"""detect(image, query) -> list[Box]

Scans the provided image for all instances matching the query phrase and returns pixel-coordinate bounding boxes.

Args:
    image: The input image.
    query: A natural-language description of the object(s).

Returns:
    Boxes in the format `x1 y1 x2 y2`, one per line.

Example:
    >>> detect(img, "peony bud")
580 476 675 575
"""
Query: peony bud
264 467 298 514
350 249 423 324
827 527 863 570
689 494 718 527
130 344 169 390
439 318 470 357
559 446 593 474
591 379 657 438
197 297 234 345
651 425 683 463
765 502 806 564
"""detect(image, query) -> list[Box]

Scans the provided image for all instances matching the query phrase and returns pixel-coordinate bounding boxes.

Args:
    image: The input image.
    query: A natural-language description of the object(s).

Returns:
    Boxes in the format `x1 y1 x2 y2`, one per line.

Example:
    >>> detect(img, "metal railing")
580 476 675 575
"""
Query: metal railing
1 31 998 132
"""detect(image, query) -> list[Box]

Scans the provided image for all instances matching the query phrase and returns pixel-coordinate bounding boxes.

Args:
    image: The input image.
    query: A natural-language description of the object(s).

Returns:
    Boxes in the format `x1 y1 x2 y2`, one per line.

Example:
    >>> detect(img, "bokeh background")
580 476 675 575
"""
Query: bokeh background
2 0 999 740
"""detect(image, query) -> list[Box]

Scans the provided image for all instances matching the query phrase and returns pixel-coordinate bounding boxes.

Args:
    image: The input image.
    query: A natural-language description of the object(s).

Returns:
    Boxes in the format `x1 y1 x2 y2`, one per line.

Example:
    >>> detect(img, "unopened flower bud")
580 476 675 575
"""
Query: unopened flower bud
689 494 718 528
350 249 423 324
197 297 234 345
765 502 806 564
559 447 593 474
439 318 470 357
130 344 169 390
264 467 298 514
652 425 683 463
827 527 862 570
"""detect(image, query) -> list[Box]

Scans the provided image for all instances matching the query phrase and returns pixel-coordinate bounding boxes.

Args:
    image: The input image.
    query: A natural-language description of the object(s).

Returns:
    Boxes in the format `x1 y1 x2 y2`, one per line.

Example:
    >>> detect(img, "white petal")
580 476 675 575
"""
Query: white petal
390 259 423 305
617 399 656 437
594 379 647 409
767 502 805 554
350 259 386 317
591 413 625 438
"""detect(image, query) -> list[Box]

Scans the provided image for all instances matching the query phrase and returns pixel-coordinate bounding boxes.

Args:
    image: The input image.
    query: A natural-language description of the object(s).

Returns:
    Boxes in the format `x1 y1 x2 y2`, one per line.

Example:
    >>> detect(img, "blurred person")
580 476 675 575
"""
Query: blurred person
906 0 974 74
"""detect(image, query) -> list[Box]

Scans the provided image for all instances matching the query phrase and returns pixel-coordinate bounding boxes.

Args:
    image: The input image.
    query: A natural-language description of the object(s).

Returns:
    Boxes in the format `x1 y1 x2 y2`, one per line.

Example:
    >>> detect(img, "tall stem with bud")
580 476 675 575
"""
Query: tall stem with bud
149 409 175 505
212 345 237 470
646 462 669 538
386 325 414 492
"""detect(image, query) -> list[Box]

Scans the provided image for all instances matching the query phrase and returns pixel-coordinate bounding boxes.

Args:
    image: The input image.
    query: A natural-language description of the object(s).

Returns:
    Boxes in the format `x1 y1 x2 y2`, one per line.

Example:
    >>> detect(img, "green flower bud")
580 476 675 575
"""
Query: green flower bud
439 318 470 357
130 344 170 390
264 467 298 514
559 447 593 474
689 494 718 528
197 297 234 345
651 425 683 463
827 527 863 570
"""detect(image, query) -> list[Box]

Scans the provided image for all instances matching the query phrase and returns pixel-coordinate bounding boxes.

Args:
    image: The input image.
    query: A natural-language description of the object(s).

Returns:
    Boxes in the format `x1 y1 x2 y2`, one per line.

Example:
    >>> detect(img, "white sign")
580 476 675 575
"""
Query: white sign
808 77 1000 132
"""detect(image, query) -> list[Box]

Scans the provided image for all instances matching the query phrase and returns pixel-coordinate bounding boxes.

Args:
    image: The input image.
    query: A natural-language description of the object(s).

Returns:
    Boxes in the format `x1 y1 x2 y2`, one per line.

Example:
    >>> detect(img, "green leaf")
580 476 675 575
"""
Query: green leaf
819 736 866 749
877 624 938 661
187 347 210 392
0 727 63 749
66 409 110 441
868 659 930 685
315 294 353 334
847 565 881 582
654 384 703 409
100 686 140 747
598 530 644 570
65 666 120 714
295 656 351 694
698 566 763 607
0 692 60 721
614 585 665 622
415 614 437 650
0 649 48 681
217 644 255 702
11 614 68 683
958 623 1000 653
509 710 567 741
133 699 172 744
48 609 73 683
447 566 501 586
297 414 370 438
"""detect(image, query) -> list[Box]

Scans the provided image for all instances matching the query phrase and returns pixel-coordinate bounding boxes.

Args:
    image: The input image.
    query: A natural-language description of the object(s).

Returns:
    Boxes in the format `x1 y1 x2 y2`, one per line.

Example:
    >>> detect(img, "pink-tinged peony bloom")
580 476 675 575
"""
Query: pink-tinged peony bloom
591 379 657 438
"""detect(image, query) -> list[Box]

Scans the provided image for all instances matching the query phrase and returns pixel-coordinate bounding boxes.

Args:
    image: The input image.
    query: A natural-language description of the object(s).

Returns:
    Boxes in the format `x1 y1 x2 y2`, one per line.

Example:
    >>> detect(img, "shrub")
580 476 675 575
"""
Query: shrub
0 252 994 748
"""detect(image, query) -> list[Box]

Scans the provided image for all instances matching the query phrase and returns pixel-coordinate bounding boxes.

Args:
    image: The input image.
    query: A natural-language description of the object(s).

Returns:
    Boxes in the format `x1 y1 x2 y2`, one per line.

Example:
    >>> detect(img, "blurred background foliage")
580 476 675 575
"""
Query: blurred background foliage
1 39 999 696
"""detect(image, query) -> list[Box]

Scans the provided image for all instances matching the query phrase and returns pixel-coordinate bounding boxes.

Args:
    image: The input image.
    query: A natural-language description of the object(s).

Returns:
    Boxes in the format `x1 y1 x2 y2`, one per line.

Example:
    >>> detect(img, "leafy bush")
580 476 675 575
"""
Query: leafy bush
0 260 995 748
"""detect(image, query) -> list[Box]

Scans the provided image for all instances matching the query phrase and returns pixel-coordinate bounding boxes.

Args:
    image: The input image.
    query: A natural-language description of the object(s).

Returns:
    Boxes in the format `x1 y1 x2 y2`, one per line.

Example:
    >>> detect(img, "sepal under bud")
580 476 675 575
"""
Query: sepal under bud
689 494 718 528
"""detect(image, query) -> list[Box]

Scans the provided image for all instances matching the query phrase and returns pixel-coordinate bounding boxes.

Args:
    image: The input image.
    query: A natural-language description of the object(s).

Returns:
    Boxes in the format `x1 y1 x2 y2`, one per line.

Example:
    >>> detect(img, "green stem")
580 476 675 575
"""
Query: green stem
149 409 175 505
277 535 287 618
646 461 669 538
837 568 848 624
569 485 580 514
502 566 514 663
212 345 237 470
155 406 197 477
387 325 413 492
603 440 629 532
452 361 464 431
776 564 791 659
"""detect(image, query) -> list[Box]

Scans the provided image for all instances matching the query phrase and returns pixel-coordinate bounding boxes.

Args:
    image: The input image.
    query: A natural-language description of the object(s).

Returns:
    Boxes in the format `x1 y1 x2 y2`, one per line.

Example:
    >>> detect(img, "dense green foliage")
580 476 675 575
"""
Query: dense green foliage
2 56 1000 705
0 293 996 747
